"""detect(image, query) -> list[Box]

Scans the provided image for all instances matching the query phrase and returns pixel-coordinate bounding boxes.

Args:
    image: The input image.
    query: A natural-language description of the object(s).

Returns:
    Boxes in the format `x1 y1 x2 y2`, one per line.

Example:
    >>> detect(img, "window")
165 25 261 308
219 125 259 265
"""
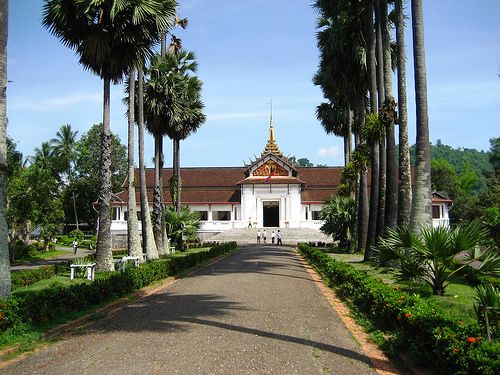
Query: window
112 207 121 221
197 211 208 221
312 211 321 220
432 205 441 219
213 211 231 221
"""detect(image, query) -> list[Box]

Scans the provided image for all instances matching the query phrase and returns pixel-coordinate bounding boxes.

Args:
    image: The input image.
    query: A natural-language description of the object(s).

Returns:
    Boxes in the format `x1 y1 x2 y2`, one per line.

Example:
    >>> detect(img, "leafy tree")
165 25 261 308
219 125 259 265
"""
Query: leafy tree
288 156 314 167
319 195 356 252
73 124 127 229
42 0 177 270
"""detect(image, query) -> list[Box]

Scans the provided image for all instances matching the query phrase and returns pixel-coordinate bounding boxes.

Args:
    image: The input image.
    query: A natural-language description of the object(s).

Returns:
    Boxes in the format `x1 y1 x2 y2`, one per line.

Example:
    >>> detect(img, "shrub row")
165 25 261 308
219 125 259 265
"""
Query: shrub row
11 264 69 290
298 243 500 375
0 242 237 333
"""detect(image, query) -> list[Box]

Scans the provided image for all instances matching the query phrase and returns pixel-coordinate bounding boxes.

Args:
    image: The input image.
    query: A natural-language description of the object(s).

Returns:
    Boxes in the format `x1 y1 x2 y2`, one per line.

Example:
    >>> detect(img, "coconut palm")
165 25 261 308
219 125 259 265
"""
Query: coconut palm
395 0 412 228
42 0 177 270
50 124 79 229
409 0 432 232
0 0 10 298
30 142 55 171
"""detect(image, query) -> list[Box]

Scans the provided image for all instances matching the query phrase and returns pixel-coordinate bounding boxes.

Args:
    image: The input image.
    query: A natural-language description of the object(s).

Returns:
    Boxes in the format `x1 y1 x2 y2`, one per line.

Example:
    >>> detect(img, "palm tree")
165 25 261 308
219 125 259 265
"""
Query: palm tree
126 67 142 260
138 67 159 260
0 0 10 298
380 0 398 230
409 0 432 232
31 142 55 171
42 0 177 270
320 195 356 252
164 206 201 248
51 124 79 229
395 0 412 227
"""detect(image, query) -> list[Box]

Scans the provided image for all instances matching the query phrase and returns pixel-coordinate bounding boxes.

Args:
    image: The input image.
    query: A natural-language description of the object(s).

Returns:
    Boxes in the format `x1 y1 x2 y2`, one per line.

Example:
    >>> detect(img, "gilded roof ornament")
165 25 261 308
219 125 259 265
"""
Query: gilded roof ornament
261 100 283 158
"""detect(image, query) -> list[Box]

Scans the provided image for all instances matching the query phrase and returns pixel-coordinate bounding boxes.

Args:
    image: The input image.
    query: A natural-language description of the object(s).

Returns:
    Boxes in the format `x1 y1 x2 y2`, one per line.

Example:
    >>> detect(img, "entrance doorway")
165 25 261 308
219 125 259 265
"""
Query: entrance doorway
263 201 279 227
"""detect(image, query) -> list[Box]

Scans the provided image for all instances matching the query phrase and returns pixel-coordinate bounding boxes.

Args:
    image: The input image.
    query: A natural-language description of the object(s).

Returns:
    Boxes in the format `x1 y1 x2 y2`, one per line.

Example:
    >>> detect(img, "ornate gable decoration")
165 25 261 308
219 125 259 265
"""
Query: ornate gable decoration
253 160 289 177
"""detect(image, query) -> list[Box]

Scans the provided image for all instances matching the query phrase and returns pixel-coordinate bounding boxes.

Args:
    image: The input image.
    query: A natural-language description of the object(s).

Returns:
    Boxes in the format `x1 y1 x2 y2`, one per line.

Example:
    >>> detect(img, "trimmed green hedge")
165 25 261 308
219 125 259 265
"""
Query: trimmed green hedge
298 243 500 375
0 242 237 333
11 264 69 290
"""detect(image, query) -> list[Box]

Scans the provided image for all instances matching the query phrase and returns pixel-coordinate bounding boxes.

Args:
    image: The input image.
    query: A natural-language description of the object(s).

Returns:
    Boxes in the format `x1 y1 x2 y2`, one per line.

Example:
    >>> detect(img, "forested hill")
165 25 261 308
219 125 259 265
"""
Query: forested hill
409 139 493 179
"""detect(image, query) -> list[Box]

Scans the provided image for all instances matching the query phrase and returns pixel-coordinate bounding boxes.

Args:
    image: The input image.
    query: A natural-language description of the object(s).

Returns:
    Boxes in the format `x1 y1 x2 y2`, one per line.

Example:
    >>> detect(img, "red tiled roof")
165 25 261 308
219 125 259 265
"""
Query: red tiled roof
117 166 345 205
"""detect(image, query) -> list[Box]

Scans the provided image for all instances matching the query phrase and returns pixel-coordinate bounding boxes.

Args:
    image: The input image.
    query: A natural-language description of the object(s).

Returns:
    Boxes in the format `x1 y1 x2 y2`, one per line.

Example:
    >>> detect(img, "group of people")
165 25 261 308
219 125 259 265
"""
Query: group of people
256 229 283 245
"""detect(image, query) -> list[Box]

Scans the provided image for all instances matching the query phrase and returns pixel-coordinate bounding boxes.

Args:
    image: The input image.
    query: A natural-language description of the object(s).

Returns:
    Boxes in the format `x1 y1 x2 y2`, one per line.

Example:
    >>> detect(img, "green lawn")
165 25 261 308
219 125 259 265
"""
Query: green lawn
326 251 478 325
12 249 70 265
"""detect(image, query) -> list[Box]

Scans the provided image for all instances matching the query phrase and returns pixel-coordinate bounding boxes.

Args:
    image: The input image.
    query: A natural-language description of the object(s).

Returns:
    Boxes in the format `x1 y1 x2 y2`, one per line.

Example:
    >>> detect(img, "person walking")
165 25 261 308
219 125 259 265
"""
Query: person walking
262 229 267 244
72 239 78 255
256 230 261 244
276 230 283 245
271 230 276 244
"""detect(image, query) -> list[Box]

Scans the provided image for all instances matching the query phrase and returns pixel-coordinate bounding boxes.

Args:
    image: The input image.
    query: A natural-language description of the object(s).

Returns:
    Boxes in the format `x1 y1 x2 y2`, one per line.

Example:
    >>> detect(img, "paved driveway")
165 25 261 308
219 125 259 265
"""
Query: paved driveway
3 245 381 374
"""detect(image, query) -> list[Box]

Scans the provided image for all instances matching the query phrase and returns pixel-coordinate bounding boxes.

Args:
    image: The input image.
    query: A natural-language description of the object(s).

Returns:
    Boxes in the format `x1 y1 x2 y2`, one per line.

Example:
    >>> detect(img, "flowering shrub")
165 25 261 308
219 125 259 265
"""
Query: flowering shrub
298 243 500 374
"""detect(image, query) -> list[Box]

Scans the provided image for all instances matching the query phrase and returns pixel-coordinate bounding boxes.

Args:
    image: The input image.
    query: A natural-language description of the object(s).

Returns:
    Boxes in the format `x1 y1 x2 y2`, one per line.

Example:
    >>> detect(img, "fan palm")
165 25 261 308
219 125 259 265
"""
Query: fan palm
164 206 201 248
379 221 500 295
42 0 177 270
320 195 356 252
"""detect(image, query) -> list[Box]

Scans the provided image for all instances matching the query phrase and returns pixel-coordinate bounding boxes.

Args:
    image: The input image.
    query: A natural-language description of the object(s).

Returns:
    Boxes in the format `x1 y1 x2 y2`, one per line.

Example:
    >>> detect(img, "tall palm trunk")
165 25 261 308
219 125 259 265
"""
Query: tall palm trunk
138 67 159 259
127 67 142 260
356 100 368 253
96 77 113 271
396 0 412 227
365 0 379 259
72 191 79 230
0 0 10 298
153 136 164 253
344 115 352 165
381 0 398 230
375 0 386 238
175 138 181 213
410 0 432 232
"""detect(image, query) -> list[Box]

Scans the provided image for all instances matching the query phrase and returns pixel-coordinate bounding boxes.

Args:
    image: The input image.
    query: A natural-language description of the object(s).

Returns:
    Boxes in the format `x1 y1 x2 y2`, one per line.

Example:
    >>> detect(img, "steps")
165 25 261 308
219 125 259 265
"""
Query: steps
205 227 331 244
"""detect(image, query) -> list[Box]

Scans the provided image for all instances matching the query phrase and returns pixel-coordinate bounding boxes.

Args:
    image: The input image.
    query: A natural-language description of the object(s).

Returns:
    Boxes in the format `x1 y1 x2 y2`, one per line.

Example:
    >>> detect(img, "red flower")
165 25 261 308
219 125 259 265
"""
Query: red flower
457 320 462 325
0 312 3 320
405 313 412 318
397 315 402 321
453 348 459 353
467 337 476 343
1 303 6 308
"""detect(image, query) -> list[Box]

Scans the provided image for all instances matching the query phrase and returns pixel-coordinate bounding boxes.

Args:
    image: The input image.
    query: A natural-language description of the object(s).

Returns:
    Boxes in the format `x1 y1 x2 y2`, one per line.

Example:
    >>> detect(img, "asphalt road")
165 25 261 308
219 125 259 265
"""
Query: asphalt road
3 244 379 374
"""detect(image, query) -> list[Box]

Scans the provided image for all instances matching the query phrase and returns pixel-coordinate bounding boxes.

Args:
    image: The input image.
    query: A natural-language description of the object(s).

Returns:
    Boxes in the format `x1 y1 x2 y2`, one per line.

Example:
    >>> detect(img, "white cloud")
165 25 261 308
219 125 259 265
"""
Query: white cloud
318 146 340 157
11 92 101 111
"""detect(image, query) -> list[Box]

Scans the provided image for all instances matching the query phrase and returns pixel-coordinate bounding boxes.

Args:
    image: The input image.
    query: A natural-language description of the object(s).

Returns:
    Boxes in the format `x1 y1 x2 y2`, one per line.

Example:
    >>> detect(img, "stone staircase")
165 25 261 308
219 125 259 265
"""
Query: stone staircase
205 227 331 245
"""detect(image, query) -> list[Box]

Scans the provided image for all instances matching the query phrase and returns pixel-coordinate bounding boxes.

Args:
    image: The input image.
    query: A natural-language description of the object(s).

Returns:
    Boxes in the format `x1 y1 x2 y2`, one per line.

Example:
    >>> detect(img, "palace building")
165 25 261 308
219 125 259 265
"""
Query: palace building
110 119 451 247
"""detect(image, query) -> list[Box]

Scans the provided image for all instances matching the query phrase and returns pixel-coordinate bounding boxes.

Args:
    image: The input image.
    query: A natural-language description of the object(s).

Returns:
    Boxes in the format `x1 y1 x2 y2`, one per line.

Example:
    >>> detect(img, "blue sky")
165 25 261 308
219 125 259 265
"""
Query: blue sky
7 0 500 167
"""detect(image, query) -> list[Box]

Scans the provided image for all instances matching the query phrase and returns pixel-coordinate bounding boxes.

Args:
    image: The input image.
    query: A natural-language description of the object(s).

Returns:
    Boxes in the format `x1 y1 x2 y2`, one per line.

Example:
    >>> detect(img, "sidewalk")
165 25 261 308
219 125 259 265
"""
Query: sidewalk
11 246 95 271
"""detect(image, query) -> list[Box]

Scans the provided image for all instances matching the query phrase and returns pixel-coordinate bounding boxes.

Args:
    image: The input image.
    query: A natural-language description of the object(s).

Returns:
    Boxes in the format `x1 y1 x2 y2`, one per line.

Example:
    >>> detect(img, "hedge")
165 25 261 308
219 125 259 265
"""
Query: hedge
0 242 237 334
298 243 500 375
11 264 69 290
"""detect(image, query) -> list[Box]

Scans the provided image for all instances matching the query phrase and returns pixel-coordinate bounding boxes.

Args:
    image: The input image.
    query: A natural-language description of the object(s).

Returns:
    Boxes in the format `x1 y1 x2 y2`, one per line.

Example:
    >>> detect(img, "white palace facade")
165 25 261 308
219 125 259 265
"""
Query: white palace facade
110 122 451 247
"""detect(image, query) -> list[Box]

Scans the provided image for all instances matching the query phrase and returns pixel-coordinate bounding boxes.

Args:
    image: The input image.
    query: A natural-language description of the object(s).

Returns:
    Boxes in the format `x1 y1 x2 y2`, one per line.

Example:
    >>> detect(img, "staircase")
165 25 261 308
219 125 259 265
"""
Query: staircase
204 227 331 245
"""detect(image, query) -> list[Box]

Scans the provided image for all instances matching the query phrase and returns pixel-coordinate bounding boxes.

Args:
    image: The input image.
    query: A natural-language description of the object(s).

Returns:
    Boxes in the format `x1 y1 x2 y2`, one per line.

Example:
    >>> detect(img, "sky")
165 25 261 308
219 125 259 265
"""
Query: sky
7 0 500 168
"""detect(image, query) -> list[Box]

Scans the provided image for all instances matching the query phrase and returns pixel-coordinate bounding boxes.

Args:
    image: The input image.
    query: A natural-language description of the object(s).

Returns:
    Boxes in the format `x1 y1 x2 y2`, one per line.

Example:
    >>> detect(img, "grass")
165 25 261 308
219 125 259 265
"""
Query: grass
12 275 91 295
12 249 69 265
326 250 479 325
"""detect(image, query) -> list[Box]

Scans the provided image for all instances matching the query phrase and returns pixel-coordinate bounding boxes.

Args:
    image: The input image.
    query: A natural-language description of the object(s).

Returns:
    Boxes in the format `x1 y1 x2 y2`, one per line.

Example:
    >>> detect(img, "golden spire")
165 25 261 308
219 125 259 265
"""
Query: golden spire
261 100 283 158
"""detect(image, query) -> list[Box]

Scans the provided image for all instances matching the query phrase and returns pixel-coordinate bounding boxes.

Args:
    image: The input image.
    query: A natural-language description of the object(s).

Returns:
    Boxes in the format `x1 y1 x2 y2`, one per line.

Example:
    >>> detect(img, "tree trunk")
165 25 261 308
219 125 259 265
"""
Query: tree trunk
375 0 386 238
410 0 432 232
396 0 412 228
72 191 79 230
344 117 352 165
365 0 379 259
356 100 368 253
152 135 164 254
381 0 398 230
0 0 10 298
138 67 159 259
127 67 142 260
96 77 114 271
175 138 181 213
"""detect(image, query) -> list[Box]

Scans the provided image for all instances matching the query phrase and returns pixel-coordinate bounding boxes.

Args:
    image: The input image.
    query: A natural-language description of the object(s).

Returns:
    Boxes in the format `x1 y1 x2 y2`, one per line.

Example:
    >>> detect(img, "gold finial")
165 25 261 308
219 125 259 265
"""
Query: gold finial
262 100 283 158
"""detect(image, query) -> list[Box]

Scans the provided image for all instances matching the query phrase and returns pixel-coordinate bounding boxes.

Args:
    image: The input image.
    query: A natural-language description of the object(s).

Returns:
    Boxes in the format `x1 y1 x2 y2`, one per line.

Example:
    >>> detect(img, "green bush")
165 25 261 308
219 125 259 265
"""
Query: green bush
0 242 237 334
11 265 68 290
298 243 500 374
